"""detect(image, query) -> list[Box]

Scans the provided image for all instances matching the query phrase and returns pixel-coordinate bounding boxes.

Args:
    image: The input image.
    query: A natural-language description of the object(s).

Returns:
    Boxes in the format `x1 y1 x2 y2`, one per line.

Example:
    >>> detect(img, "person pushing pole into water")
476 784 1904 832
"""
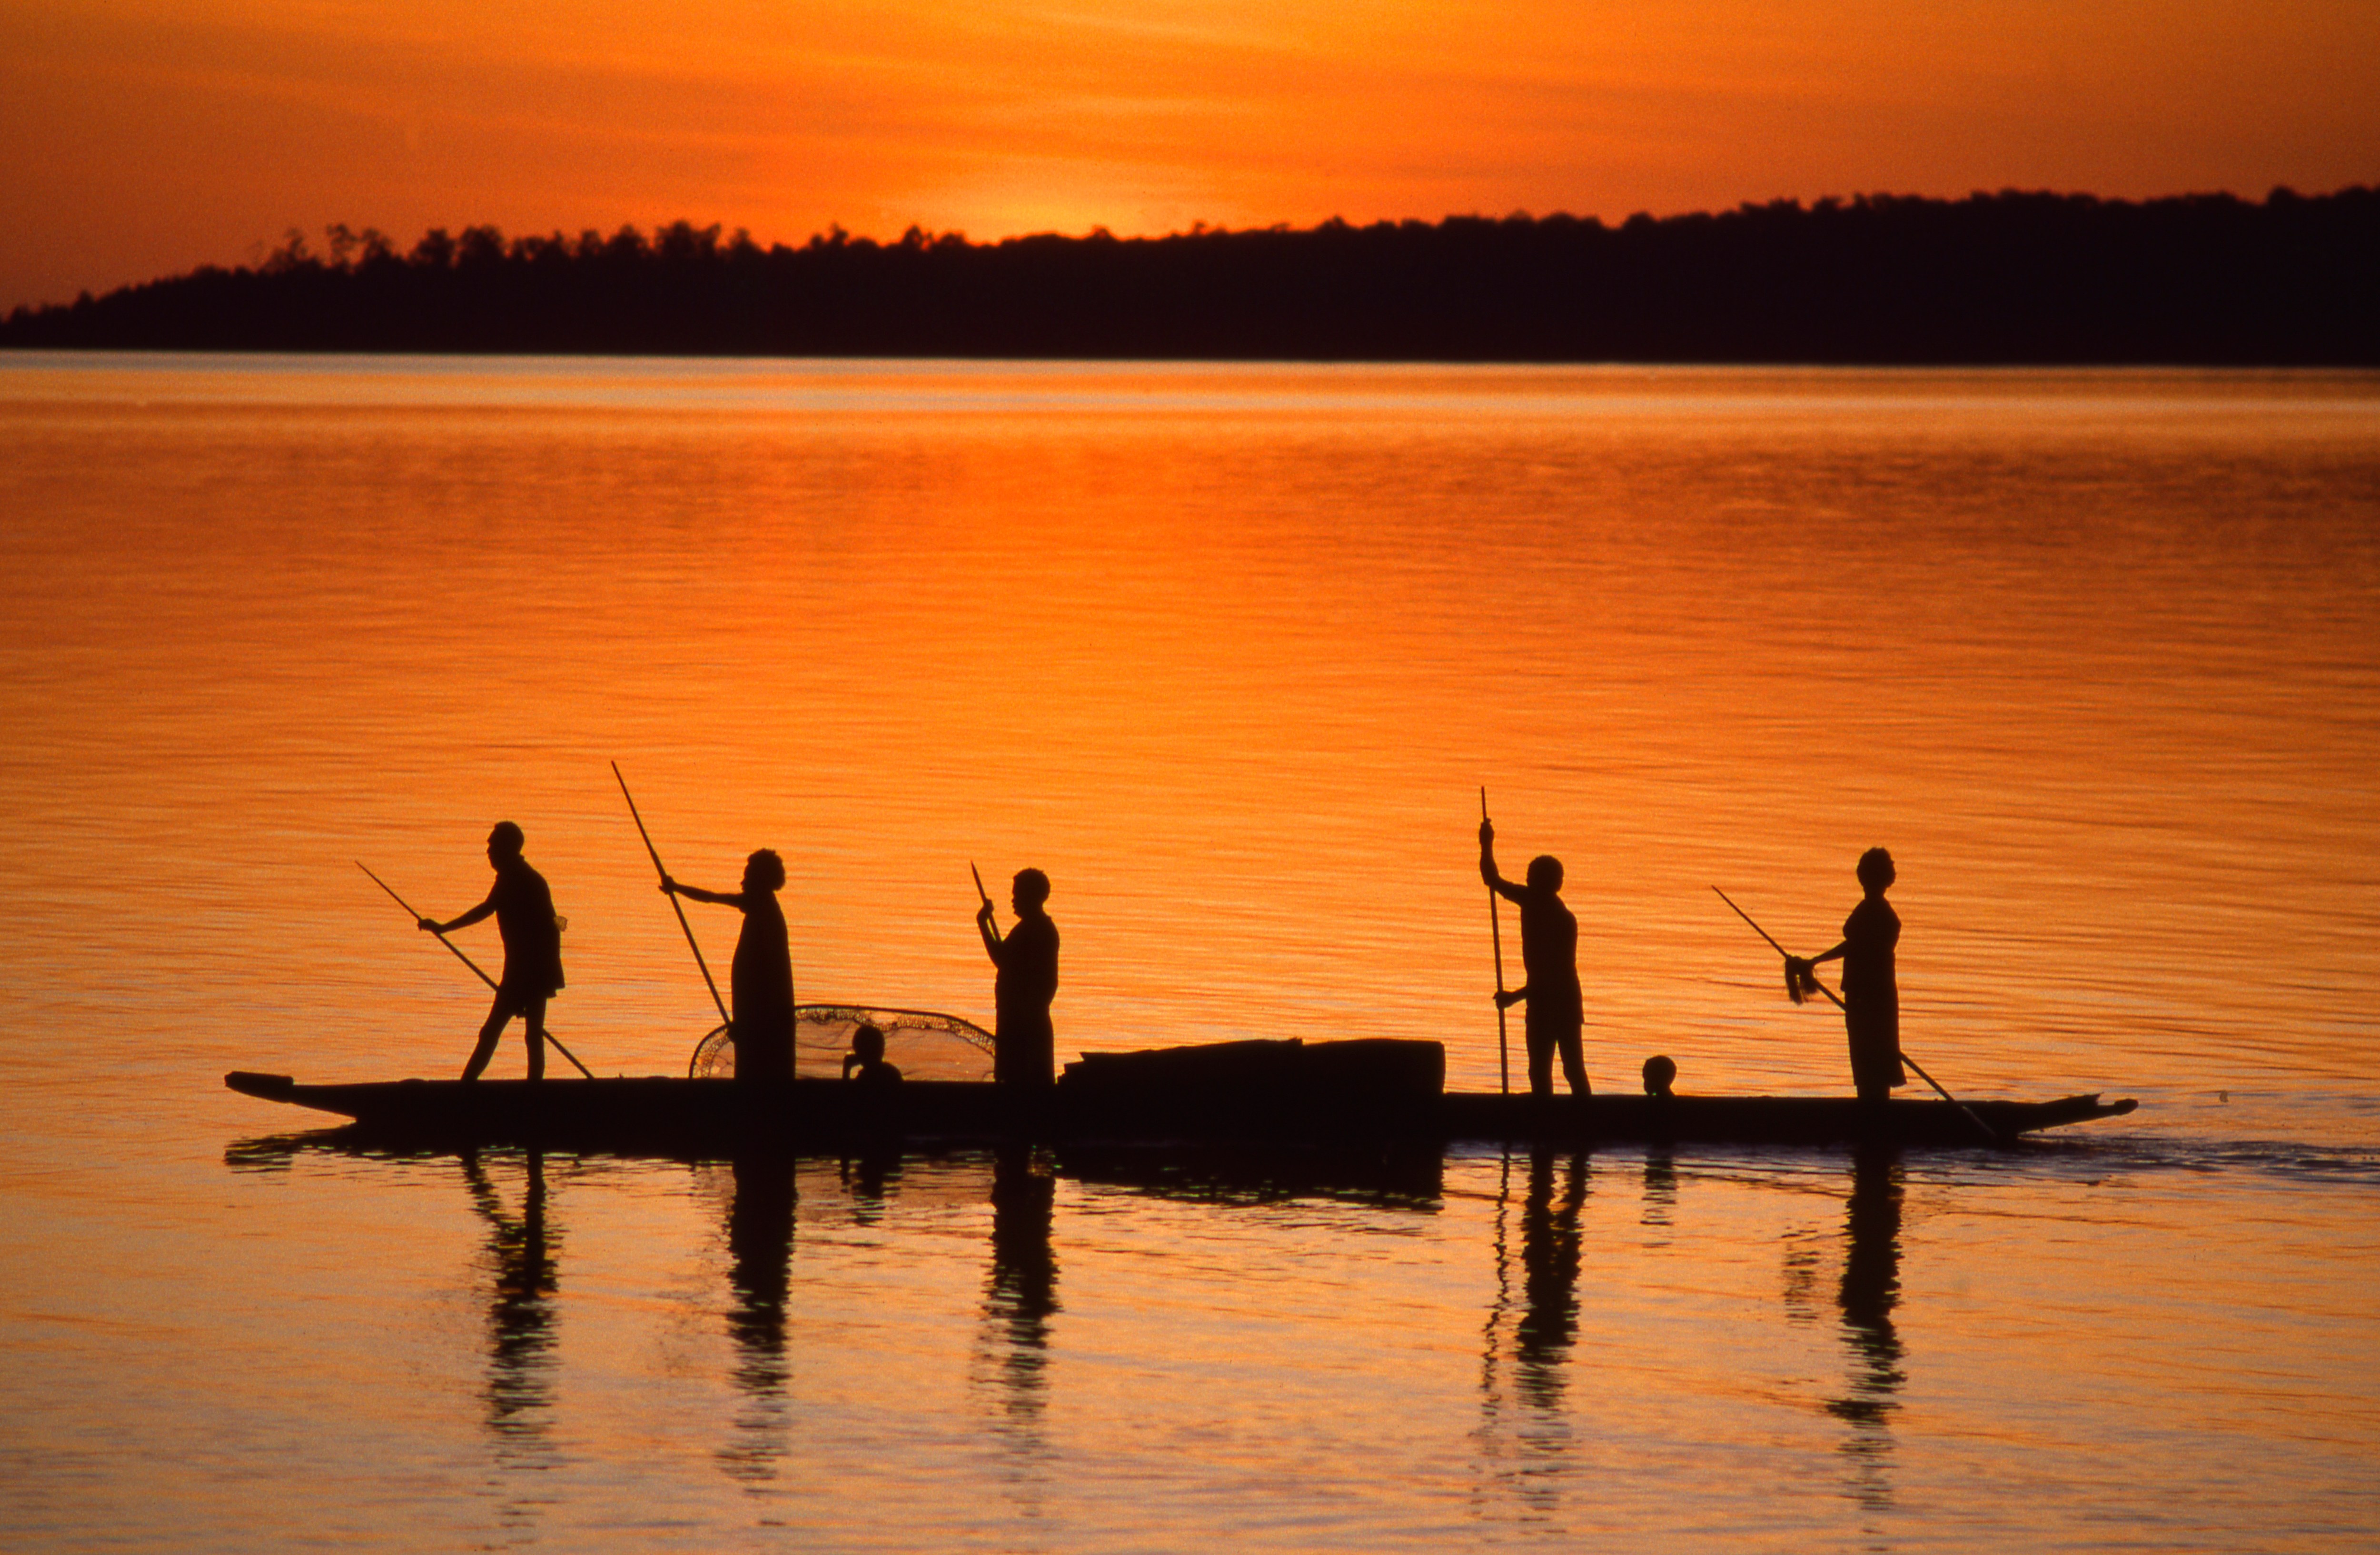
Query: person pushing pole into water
1479 813 1588 1097
360 860 593 1079
1714 860 1997 1142
661 849 795 1083
1783 848 1905 1105
417 822 565 1081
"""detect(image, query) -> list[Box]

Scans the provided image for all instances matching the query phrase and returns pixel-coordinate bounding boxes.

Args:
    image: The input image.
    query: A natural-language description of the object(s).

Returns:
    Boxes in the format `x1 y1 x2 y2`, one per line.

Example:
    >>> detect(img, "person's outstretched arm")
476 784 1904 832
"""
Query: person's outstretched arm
661 876 744 909
421 885 497 935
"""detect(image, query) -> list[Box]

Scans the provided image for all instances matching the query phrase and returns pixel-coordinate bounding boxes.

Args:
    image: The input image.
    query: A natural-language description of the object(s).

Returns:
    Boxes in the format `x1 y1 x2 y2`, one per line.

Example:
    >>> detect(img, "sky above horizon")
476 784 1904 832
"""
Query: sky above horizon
3 0 2377 313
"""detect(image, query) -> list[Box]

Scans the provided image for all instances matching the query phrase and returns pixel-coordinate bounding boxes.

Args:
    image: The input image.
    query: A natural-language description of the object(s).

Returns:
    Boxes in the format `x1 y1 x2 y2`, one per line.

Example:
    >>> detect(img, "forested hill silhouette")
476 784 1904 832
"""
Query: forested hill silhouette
7 188 2376 362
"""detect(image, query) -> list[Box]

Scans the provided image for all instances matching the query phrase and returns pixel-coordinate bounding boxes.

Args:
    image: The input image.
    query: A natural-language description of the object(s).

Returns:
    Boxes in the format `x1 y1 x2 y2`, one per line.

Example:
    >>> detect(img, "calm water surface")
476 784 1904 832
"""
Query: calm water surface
1 356 2375 1551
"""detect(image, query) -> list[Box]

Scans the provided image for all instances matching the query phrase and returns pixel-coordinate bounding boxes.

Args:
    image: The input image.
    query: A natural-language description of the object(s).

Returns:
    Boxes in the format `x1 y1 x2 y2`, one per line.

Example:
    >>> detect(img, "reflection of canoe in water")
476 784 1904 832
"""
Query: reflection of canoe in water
226 1036 2135 1151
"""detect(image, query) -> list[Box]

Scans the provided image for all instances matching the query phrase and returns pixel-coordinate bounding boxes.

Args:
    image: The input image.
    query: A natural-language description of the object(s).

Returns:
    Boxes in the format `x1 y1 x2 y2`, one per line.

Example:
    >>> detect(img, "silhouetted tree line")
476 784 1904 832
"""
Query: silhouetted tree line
7 188 2376 362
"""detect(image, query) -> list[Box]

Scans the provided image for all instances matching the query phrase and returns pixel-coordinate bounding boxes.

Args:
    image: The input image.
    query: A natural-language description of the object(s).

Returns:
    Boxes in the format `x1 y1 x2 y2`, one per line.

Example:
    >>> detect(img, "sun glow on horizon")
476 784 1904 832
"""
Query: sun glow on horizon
2 0 2376 310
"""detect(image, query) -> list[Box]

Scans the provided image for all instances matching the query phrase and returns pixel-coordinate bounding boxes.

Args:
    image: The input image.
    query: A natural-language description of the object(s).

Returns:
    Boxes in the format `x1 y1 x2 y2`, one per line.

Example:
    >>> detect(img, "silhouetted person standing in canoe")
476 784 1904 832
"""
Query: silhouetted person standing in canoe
421 822 564 1081
979 868 1059 1087
1788 848 1906 1104
1480 819 1588 1096
662 849 794 1082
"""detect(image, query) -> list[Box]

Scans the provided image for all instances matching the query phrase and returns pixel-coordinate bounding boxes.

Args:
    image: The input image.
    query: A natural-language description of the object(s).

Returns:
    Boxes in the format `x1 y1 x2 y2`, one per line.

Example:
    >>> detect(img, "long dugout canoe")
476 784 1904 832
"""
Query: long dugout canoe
225 1036 2135 1151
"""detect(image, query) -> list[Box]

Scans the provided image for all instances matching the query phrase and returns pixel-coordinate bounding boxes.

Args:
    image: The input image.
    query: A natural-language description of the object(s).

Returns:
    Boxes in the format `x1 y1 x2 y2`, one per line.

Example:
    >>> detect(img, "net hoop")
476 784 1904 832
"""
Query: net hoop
688 1004 996 1080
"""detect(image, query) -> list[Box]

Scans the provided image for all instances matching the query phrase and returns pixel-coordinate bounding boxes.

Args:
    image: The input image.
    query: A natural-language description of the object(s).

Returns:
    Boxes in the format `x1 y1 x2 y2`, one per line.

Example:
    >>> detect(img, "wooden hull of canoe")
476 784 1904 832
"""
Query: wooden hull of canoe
224 1071 2135 1152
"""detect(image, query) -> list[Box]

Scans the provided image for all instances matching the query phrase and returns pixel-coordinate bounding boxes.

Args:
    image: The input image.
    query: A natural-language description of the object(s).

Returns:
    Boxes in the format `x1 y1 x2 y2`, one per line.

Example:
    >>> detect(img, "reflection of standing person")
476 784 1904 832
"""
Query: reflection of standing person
461 1149 558 1441
420 822 564 1081
1829 1142 1906 1510
662 850 793 1082
721 1151 798 1483
982 1143 1060 1419
1479 820 1587 1095
978 869 1058 1087
1789 849 1905 1103
1839 1146 1904 1375
1517 1148 1587 1409
988 1145 1059 1338
726 1153 797 1388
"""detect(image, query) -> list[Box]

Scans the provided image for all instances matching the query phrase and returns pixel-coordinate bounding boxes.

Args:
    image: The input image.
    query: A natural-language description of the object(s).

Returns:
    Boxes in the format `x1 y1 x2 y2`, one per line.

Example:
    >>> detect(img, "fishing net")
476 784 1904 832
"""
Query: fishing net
688 1004 996 1081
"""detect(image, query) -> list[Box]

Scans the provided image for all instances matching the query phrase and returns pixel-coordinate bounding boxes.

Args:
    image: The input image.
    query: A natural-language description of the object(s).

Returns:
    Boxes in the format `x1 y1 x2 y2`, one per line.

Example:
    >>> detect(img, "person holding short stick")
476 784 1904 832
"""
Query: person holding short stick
978 868 1059 1088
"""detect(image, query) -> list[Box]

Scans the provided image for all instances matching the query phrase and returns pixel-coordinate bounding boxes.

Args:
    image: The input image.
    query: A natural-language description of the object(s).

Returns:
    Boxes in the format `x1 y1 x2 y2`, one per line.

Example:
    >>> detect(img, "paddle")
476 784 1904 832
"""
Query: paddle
1710 885 1998 1144
611 762 734 1036
1481 787 1510 1096
356 860 596 1080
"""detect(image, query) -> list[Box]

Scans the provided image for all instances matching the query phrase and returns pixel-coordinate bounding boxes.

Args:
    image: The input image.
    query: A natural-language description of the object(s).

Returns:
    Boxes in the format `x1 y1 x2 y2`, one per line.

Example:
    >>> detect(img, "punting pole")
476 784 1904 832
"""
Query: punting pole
1482 787 1510 1096
612 762 734 1035
1711 885 1998 1145
356 860 596 1080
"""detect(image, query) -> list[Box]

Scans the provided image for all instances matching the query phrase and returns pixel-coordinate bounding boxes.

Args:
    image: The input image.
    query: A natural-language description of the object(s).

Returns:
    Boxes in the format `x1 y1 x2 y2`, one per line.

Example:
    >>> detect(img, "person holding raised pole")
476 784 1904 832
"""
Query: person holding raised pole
976 864 1059 1088
1482 789 1512 1095
660 849 795 1083
418 821 565 1082
1479 814 1588 1097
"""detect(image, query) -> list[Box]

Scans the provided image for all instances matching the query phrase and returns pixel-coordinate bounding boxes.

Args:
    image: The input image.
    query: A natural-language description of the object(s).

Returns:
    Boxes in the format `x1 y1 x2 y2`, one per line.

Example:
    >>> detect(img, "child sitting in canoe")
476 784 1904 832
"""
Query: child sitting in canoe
843 1023 902 1086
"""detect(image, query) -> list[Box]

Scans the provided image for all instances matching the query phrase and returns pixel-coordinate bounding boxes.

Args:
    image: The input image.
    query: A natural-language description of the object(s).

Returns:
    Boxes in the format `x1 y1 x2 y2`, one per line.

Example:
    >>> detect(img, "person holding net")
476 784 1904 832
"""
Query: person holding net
662 849 794 1082
1784 847 1906 1104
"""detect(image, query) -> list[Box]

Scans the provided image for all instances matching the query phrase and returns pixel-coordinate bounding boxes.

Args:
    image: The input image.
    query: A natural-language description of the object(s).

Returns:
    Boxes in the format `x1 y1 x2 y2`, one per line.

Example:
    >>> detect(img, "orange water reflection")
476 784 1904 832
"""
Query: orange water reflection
3 358 2378 1550
3 359 2373 1108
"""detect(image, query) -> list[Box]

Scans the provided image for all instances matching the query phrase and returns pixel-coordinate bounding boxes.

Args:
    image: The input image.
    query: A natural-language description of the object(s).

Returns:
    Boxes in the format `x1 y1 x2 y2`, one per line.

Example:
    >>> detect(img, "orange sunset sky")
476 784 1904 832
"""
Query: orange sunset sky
3 0 2376 313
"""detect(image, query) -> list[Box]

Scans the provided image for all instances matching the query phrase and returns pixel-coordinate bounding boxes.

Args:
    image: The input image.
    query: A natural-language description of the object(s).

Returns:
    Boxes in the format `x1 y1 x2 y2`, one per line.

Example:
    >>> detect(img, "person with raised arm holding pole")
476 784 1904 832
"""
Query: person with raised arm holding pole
661 849 795 1083
418 822 565 1082
1479 816 1589 1097
976 865 1059 1088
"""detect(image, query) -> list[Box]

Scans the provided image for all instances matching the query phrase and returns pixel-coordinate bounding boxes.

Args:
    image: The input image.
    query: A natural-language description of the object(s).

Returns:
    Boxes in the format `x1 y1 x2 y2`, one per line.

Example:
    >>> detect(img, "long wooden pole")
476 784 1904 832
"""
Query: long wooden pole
1482 787 1510 1096
356 861 596 1080
612 762 734 1033
1710 886 1996 1143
